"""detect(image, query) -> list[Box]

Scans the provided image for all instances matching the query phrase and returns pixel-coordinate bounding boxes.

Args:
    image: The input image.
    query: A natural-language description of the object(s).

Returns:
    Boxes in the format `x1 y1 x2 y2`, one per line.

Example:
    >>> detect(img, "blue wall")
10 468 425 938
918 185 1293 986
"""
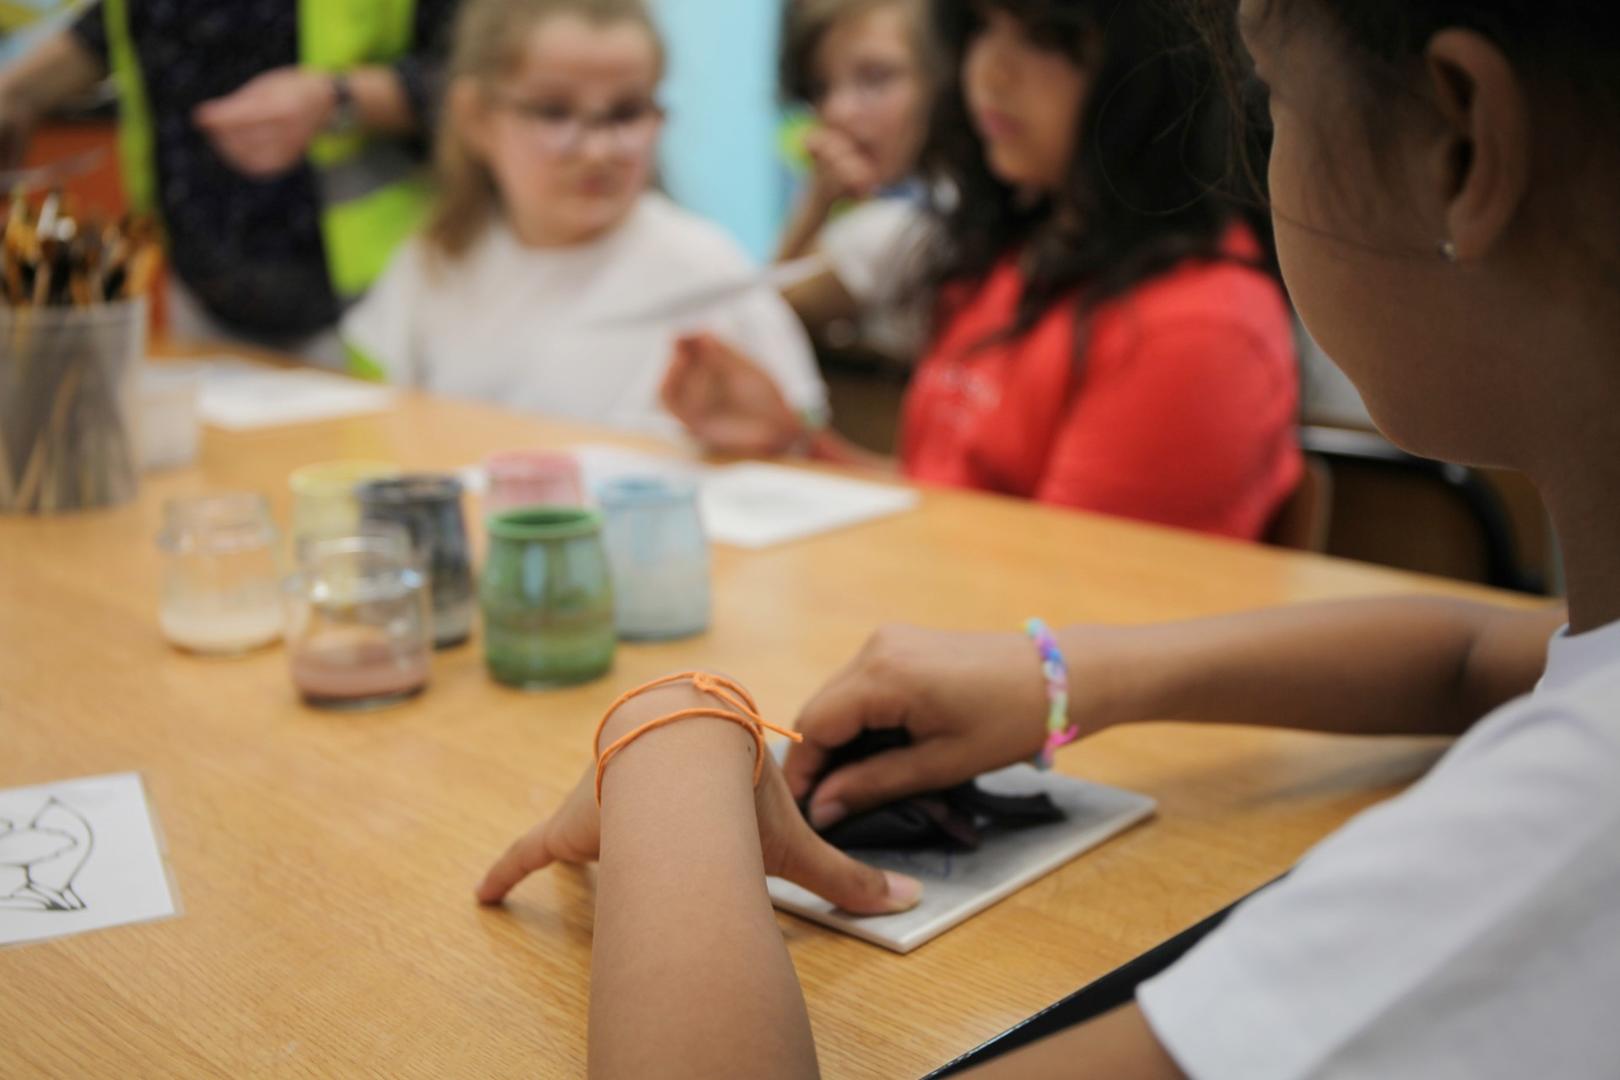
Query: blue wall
0 1 91 68
652 0 789 263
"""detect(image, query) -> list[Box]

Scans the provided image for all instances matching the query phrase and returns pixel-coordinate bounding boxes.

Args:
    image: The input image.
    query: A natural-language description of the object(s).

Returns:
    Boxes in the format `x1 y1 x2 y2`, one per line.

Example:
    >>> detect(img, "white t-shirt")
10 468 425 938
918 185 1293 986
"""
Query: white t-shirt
817 196 931 360
342 194 827 436
1138 616 1620 1080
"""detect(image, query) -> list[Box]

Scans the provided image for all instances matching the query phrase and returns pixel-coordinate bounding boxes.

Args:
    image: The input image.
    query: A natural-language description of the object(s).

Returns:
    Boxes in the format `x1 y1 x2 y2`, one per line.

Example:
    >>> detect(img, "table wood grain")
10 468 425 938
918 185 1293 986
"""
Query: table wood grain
0 371 1532 1077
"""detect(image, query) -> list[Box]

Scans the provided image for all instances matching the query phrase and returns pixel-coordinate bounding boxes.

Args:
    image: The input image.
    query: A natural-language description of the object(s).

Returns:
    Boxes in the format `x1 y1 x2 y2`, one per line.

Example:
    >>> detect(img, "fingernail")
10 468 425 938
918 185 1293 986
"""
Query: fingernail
809 799 847 830
883 871 923 912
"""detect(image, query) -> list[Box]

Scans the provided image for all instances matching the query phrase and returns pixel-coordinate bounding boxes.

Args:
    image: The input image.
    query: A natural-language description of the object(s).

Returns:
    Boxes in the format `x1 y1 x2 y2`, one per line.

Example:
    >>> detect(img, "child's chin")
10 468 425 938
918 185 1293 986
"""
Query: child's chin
577 189 633 215
559 194 636 238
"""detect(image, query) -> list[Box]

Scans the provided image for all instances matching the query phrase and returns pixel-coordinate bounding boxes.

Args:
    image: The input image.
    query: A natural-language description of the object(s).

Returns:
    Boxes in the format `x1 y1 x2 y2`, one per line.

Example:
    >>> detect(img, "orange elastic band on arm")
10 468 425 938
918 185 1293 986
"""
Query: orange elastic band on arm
593 672 803 804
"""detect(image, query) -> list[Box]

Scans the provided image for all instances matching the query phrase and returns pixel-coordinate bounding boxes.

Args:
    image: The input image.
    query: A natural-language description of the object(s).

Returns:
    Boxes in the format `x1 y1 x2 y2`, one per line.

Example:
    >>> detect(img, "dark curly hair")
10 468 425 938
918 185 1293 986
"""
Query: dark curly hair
919 0 1270 347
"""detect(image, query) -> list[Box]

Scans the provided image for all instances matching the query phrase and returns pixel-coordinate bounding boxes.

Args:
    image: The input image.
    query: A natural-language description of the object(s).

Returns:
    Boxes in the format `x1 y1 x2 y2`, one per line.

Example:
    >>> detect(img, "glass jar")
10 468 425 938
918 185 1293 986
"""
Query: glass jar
288 459 400 553
156 493 284 656
483 450 584 515
598 476 711 640
481 507 615 689
286 533 432 710
357 474 474 650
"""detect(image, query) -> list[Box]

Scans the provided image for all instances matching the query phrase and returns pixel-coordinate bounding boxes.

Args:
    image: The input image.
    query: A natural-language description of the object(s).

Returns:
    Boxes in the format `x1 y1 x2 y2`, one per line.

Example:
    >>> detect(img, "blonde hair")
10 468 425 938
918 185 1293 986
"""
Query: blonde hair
426 0 665 258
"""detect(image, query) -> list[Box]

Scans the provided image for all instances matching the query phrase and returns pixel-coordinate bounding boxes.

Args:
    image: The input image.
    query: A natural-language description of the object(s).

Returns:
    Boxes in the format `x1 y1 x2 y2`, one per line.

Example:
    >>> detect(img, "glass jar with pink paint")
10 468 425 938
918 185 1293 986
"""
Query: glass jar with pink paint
284 531 432 710
482 450 584 515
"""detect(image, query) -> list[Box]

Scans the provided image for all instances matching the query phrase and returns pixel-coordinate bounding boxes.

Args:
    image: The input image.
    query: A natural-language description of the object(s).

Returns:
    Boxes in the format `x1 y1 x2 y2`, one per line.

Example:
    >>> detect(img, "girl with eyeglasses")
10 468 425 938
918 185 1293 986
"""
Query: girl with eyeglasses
342 0 825 436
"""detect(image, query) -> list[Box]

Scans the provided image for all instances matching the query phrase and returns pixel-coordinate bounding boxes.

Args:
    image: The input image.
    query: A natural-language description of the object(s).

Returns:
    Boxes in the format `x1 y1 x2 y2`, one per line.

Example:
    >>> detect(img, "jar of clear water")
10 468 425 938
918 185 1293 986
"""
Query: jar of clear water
156 493 284 656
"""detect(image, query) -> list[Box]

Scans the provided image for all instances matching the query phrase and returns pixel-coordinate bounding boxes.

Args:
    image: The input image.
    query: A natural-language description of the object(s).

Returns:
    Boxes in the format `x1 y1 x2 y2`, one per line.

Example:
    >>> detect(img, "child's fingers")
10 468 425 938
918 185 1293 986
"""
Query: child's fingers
802 127 835 155
781 738 830 803
787 661 907 799
682 331 728 365
475 820 557 905
804 127 853 169
805 739 961 831
698 415 785 456
670 332 725 377
774 823 922 916
704 335 761 376
659 349 696 410
661 346 716 422
835 154 880 198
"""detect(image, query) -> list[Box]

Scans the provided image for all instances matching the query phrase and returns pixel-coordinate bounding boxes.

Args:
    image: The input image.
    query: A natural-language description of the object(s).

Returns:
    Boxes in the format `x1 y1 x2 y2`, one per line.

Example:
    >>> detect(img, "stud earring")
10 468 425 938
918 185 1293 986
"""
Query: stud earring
1438 238 1459 263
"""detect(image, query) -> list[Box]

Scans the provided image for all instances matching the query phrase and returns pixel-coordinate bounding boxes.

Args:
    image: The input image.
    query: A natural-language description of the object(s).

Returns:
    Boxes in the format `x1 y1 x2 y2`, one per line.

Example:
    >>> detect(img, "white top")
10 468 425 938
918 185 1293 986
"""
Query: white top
817 196 931 360
1138 615 1620 1080
342 194 827 436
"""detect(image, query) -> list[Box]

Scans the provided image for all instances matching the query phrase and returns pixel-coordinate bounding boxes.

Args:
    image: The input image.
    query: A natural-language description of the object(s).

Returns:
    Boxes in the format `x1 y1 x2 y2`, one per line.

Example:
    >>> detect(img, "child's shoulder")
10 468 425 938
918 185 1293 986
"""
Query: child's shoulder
1094 225 1291 354
379 224 522 306
1531 643 1620 739
1131 231 1282 325
377 231 467 292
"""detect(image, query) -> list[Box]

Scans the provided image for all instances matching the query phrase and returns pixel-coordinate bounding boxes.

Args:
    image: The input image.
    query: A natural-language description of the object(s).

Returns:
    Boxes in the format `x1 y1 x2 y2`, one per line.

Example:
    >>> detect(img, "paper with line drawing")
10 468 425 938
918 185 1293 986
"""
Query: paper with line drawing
0 772 176 947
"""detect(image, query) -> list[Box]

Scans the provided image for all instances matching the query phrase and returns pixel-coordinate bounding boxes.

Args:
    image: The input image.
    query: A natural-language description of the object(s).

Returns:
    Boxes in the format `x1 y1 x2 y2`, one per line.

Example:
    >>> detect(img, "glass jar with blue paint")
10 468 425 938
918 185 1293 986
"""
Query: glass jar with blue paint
597 475 711 641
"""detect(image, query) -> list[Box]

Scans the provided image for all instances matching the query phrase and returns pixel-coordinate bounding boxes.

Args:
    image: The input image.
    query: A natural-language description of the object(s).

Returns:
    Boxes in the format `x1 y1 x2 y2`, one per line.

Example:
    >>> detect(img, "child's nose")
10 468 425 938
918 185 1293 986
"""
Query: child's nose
577 125 619 160
821 86 865 128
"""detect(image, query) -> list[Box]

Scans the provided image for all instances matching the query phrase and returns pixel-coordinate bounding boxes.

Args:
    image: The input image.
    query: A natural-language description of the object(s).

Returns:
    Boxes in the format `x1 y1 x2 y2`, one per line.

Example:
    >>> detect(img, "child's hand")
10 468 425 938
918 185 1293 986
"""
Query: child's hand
476 738 923 916
785 625 1113 830
476 764 603 903
804 126 881 205
661 333 806 456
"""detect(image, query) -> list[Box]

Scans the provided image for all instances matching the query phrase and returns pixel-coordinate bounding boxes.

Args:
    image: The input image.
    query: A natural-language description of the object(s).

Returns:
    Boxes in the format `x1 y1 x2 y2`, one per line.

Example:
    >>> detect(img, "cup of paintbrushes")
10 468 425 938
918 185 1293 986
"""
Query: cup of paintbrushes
0 190 160 514
0 297 147 514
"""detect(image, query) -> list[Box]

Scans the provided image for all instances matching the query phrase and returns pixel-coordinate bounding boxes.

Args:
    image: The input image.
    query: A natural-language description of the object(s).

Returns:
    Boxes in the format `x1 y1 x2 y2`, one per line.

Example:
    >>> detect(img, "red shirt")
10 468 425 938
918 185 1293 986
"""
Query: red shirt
901 233 1302 540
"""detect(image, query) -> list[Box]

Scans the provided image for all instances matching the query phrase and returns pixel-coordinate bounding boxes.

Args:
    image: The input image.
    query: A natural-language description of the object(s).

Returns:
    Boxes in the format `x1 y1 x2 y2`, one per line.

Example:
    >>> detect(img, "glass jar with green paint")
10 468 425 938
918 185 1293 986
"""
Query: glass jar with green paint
481 507 615 688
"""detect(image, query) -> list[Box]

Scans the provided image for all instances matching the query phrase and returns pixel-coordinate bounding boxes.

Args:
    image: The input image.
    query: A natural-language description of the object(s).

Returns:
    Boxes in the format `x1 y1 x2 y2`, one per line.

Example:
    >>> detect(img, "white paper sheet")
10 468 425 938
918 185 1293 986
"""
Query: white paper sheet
197 358 397 430
555 449 919 548
698 462 919 549
0 773 178 948
768 765 1155 954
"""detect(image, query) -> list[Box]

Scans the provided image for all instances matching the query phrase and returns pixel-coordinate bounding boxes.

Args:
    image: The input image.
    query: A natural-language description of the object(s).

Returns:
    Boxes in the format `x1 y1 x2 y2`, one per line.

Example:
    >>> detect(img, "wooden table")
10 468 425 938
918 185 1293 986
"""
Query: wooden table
1 381 1530 1077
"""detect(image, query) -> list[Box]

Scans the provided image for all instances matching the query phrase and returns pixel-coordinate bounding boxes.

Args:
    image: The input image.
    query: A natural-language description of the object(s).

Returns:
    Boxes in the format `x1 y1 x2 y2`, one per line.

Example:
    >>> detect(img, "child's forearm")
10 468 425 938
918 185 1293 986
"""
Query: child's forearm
781 270 862 340
776 189 837 264
589 694 819 1080
1083 597 1562 739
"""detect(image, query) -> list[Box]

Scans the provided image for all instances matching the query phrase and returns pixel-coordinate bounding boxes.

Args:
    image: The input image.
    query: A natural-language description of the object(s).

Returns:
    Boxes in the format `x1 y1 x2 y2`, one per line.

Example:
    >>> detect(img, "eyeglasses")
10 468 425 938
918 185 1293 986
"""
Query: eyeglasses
809 62 912 110
490 94 665 158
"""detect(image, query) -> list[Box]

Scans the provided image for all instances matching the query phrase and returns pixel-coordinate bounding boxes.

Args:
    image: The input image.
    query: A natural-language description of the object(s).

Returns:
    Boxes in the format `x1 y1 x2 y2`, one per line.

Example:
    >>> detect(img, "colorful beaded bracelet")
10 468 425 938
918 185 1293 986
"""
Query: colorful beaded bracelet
1027 618 1078 770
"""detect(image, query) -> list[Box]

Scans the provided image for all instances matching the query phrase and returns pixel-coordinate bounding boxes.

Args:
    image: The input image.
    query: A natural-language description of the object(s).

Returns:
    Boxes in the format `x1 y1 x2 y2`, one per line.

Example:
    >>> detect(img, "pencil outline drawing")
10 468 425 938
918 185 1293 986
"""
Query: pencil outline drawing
0 797 95 912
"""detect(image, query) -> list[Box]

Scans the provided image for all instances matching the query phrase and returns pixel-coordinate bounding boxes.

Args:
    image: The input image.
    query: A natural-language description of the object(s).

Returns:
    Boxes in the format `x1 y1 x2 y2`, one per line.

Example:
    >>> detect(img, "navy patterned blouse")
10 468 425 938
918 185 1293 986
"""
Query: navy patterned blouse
74 1 456 341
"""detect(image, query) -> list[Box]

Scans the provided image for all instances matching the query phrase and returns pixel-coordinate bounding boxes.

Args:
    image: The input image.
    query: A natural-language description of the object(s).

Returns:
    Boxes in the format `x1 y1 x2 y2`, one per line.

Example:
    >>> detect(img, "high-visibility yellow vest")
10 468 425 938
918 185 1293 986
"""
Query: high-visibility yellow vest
102 0 433 303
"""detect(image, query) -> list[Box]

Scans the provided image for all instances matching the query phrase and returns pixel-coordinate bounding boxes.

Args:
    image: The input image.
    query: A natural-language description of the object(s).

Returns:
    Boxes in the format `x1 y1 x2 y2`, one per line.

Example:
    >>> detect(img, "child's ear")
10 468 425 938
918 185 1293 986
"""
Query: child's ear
449 78 494 160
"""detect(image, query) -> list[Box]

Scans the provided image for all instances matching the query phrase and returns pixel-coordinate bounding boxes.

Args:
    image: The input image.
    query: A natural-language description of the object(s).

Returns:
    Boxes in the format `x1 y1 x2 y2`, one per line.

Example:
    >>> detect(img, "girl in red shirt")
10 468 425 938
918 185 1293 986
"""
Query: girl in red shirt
664 0 1302 540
